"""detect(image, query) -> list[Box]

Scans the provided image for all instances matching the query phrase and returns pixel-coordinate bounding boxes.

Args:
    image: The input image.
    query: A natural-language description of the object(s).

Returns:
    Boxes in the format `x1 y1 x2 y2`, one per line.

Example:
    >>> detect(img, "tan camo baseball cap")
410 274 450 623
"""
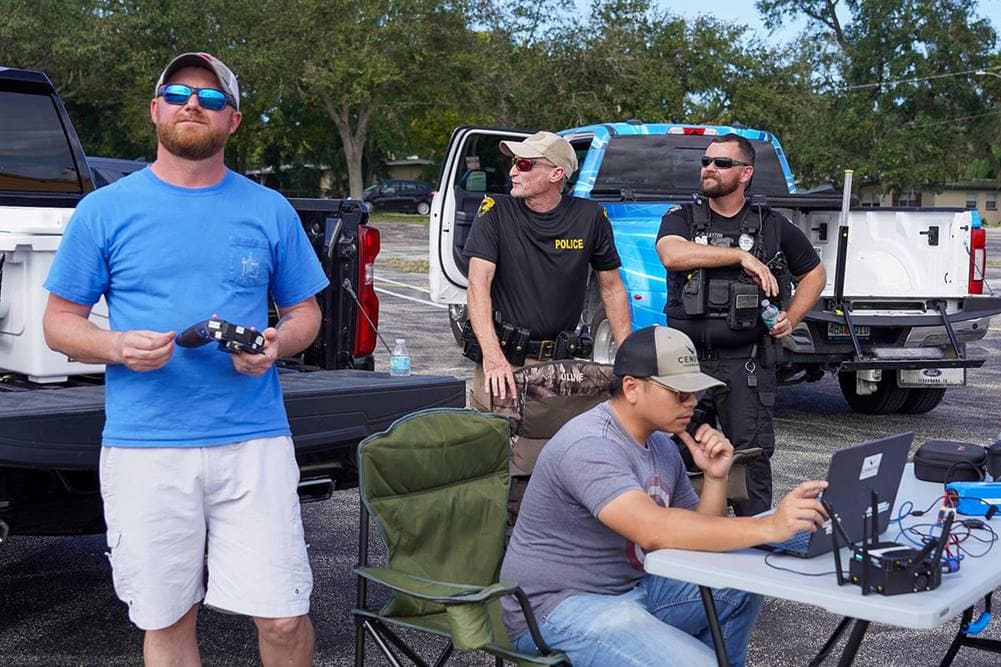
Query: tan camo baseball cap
499 131 579 175
613 326 725 393
155 52 240 110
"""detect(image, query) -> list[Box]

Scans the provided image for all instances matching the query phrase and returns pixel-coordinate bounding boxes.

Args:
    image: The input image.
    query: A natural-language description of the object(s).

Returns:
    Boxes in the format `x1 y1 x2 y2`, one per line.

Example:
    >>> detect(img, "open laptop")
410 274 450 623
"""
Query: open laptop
755 432 913 558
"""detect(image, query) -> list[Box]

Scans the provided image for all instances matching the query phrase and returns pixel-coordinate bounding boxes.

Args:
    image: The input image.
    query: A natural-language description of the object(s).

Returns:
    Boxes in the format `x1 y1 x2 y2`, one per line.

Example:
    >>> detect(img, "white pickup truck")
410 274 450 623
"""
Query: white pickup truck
428 123 1001 414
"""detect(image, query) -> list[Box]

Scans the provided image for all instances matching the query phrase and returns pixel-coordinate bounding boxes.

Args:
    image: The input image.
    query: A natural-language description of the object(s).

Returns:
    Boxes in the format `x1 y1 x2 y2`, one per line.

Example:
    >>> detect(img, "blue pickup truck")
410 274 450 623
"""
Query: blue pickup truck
429 123 1001 415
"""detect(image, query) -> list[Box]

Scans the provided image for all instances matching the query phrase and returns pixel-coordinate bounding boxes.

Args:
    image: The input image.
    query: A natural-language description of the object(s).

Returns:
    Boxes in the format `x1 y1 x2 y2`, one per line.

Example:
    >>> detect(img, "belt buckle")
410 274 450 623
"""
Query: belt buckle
537 340 555 361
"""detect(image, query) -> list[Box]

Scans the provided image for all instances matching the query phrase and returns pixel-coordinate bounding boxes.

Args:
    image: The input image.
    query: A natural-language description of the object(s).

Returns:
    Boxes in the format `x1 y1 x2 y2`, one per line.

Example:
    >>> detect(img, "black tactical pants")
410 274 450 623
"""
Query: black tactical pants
697 353 776 516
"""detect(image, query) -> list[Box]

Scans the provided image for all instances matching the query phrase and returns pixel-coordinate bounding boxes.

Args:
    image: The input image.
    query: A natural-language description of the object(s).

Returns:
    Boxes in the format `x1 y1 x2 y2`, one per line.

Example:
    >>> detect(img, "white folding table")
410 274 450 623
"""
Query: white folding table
644 465 1001 666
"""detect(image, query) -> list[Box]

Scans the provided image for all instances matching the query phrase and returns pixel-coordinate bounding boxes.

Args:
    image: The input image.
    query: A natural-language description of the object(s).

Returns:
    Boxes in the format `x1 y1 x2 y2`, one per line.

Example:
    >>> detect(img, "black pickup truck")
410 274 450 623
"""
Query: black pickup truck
0 66 464 540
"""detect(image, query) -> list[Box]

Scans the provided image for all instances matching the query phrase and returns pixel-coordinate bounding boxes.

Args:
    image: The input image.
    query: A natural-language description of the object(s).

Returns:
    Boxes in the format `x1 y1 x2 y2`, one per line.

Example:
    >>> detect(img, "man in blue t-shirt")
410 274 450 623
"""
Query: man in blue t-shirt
500 325 828 666
42 53 326 666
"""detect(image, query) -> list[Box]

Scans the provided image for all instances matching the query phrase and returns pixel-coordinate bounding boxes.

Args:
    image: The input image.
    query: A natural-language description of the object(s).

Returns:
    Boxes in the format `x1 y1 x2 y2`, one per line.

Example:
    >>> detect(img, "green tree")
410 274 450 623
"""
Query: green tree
248 0 478 198
757 0 999 191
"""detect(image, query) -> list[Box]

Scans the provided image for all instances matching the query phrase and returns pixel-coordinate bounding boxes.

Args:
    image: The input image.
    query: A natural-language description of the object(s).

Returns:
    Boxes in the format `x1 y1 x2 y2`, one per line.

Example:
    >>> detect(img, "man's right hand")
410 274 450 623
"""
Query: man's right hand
739 252 779 297
765 480 828 543
482 351 517 401
113 330 176 371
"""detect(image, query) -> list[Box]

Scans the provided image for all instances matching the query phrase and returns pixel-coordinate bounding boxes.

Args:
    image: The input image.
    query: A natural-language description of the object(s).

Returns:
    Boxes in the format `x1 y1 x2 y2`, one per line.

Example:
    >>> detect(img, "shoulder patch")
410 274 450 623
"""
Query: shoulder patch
477 196 496 217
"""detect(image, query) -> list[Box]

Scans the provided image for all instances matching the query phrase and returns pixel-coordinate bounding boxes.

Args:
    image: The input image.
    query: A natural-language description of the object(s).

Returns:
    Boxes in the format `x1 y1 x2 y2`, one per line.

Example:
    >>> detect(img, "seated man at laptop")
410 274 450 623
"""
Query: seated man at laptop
501 325 828 667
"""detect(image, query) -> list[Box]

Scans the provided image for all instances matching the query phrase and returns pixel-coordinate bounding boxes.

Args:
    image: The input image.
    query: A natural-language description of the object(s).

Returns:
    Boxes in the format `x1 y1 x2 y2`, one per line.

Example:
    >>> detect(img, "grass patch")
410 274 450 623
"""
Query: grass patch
380 257 430 273
368 212 428 225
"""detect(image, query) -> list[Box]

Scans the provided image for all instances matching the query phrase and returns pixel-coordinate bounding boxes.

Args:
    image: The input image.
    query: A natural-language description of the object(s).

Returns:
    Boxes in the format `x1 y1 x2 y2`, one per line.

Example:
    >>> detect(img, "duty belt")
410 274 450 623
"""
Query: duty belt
525 339 564 362
526 330 594 362
698 344 757 361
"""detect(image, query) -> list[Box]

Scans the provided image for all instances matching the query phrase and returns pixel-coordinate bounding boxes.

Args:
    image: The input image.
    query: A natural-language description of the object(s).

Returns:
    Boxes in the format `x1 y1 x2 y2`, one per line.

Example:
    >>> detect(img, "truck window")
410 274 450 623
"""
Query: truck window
0 91 83 193
592 134 792 197
453 135 511 195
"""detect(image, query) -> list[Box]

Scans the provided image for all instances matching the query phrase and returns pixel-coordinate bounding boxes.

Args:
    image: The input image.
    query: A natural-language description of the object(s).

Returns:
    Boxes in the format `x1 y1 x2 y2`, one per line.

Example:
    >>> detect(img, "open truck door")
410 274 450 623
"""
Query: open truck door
428 126 533 308
428 126 598 342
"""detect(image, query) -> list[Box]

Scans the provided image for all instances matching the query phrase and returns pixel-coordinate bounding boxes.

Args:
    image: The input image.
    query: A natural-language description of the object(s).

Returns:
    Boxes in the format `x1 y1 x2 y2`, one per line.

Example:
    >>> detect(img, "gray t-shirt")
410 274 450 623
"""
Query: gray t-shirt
499 401 699 638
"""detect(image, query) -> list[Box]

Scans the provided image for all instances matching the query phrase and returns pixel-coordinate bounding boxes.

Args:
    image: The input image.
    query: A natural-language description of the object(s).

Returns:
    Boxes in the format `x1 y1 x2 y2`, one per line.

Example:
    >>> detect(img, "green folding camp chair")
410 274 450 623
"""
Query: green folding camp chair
353 407 569 666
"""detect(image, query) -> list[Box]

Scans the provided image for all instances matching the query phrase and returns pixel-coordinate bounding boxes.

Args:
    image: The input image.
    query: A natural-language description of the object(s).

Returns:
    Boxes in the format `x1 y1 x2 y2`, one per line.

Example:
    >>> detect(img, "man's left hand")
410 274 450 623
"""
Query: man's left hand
232 327 279 376
768 310 794 339
677 426 733 481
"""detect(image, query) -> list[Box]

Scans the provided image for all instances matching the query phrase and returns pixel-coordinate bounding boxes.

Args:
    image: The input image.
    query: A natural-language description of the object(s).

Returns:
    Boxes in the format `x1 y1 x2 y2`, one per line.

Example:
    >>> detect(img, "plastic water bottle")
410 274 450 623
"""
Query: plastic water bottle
760 299 780 329
390 338 411 377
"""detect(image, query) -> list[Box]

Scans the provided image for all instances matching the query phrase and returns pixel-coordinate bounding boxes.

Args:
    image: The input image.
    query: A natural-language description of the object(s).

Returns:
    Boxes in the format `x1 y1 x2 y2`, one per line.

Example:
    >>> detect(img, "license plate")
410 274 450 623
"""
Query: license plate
827 323 870 338
898 368 966 387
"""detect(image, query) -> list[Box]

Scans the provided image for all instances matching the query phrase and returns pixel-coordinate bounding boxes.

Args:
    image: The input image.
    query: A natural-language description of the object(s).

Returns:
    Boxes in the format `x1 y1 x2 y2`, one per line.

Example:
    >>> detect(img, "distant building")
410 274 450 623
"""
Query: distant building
385 157 436 183
858 180 999 224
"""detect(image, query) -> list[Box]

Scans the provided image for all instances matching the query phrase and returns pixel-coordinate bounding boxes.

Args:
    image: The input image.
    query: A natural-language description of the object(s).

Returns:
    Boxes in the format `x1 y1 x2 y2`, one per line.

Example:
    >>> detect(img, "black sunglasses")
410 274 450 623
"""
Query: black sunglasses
157 83 235 111
643 378 704 403
700 156 751 169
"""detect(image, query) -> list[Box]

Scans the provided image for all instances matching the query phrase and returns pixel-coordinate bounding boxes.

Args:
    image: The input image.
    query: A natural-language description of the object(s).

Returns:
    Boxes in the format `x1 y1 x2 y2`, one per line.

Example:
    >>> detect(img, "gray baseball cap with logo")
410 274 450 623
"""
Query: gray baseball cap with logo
155 52 240 110
613 326 725 393
499 131 579 175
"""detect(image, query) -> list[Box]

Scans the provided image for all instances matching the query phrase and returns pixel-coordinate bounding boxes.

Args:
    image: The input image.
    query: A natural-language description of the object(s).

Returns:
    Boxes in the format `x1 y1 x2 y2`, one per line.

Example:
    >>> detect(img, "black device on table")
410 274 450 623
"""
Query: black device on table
176 318 266 355
754 432 912 558
826 491 954 596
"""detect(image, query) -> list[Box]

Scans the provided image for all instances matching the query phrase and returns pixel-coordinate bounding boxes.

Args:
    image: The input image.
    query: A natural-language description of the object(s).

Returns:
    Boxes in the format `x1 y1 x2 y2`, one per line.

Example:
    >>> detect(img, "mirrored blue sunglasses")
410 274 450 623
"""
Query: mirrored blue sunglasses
157 83 234 111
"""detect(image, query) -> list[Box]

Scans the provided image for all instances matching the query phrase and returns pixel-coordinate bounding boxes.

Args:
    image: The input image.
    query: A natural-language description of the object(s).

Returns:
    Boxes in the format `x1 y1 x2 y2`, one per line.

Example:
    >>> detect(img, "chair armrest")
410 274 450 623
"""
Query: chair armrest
354 566 518 605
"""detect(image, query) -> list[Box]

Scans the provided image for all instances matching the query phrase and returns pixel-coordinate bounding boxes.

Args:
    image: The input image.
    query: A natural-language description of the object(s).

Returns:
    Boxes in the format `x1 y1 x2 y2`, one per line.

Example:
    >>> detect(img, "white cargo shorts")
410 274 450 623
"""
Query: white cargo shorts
99 436 312 630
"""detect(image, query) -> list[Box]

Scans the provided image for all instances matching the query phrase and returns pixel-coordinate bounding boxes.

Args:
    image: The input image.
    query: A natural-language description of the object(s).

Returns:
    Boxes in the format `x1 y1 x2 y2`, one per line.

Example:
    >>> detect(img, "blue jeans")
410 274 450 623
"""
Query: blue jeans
513 575 762 667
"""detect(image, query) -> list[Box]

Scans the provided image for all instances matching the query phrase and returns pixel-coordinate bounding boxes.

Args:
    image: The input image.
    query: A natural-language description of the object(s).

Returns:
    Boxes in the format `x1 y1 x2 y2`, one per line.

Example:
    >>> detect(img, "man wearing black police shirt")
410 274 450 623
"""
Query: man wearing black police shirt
656 134 826 516
462 131 631 412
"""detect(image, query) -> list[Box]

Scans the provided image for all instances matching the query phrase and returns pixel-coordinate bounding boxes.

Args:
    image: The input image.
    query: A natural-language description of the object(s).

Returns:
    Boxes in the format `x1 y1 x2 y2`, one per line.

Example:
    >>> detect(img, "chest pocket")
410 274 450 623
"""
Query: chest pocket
227 237 272 289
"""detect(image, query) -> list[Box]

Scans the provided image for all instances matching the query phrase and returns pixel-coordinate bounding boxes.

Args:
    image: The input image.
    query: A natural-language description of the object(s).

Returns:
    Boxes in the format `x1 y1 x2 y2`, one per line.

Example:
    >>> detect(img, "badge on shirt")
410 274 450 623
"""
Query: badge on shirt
477 196 496 217
738 233 755 251
710 237 732 248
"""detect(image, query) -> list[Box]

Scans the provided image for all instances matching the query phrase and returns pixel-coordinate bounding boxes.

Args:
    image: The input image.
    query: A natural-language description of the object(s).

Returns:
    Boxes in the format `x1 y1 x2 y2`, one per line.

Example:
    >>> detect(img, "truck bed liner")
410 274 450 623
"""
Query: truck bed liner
0 370 466 469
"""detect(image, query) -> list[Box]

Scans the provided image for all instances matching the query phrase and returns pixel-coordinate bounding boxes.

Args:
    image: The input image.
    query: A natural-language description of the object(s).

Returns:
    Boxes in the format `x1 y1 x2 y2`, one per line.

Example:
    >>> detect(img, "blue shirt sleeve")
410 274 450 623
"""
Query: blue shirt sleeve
43 198 110 305
270 198 329 307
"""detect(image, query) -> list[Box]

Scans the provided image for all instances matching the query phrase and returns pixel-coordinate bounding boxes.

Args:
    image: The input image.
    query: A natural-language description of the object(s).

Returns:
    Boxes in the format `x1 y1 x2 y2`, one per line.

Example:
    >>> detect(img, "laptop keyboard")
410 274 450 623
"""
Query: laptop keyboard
779 530 811 554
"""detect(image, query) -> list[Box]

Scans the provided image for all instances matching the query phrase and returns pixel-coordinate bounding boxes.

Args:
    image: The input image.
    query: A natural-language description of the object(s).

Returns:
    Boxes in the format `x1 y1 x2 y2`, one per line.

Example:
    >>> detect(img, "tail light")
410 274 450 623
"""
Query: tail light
353 224 381 358
969 226 986 295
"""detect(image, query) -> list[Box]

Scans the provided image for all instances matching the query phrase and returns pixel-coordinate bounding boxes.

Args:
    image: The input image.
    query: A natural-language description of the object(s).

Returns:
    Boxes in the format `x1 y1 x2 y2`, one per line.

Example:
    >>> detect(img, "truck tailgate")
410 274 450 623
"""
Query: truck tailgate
0 370 466 469
792 208 973 299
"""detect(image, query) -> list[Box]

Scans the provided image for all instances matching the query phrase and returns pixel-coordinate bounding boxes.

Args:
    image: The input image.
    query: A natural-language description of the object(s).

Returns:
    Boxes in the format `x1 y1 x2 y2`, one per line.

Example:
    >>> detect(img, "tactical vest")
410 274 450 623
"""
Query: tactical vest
666 195 791 330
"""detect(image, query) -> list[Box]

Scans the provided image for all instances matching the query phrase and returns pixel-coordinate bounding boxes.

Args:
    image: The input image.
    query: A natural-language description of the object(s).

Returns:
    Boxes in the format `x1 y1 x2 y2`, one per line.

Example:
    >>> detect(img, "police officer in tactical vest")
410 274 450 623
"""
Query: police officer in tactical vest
656 134 826 516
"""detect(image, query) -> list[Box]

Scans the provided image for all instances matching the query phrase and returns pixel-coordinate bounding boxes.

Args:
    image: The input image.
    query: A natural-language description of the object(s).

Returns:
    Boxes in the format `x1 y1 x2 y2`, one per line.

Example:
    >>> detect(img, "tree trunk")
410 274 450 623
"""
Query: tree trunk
323 97 372 200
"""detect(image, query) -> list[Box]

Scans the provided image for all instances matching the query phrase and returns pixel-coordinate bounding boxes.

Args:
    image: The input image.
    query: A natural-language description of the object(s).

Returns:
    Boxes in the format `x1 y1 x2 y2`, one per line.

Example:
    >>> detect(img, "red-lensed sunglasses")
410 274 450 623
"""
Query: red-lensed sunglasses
512 157 556 172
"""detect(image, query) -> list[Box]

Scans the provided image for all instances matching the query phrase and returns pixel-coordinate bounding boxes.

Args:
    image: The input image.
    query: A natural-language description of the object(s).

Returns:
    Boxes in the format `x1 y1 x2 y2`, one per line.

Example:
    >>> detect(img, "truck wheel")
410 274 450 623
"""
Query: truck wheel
448 304 467 346
837 372 911 414
899 387 946 414
584 281 617 364
417 201 431 215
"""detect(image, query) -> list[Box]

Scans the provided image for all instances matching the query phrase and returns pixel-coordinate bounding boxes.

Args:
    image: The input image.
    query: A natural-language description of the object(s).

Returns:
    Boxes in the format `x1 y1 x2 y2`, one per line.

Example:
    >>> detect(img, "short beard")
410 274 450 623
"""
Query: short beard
699 175 740 199
157 119 229 160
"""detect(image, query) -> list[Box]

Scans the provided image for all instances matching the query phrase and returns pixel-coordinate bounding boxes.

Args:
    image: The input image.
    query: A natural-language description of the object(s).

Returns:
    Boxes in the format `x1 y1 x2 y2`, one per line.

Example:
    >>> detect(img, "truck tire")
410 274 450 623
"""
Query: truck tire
417 201 431 215
899 387 946 414
837 372 911 414
584 281 617 364
448 304 467 346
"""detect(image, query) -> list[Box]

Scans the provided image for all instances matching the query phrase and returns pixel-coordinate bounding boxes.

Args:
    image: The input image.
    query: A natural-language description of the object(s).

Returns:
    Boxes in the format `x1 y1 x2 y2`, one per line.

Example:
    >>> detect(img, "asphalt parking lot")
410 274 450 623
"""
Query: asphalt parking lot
1 219 1000 666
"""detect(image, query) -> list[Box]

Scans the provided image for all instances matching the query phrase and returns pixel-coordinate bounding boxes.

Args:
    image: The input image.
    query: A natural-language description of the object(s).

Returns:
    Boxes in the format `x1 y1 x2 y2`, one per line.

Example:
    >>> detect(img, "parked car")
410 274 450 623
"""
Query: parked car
363 179 435 215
